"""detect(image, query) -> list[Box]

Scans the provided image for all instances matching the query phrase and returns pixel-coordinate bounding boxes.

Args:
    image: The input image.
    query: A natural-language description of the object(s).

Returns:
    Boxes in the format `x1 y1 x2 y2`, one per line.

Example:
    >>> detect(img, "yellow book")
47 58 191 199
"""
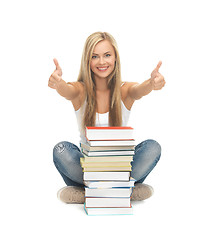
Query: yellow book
80 155 133 163
80 158 132 167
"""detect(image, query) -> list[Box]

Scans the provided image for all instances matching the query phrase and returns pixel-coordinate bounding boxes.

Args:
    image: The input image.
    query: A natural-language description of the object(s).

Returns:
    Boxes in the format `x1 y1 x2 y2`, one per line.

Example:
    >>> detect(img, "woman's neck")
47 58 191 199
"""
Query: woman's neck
94 76 109 91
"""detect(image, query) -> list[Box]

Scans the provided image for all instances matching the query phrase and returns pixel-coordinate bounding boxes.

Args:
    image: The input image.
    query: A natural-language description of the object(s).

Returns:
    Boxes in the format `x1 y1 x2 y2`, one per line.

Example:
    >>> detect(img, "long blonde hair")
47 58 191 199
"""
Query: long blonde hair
77 32 122 129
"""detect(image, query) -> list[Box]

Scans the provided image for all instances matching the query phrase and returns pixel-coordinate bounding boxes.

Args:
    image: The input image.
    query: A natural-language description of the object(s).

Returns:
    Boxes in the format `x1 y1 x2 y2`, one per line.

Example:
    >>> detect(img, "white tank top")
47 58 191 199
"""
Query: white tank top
74 83 131 145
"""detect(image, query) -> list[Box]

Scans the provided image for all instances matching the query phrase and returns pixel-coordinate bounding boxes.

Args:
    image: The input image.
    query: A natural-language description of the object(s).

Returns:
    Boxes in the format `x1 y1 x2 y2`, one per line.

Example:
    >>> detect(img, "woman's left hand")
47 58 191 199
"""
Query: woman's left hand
150 61 166 90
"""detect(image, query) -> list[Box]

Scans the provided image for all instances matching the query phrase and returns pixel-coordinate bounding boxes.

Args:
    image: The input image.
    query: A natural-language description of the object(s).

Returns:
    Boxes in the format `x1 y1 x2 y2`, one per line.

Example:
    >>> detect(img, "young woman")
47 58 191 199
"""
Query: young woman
48 32 165 204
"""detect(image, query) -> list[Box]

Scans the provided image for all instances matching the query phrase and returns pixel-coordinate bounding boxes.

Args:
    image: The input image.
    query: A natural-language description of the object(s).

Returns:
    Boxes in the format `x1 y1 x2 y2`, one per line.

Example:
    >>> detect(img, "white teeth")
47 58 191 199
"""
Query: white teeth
98 67 108 70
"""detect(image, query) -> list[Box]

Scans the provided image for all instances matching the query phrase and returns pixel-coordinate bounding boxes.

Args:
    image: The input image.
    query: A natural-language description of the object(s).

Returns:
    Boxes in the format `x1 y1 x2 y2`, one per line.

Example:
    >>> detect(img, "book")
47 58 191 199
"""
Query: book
86 139 136 147
85 187 133 198
83 171 130 181
80 159 132 167
84 177 136 188
81 154 133 163
82 166 132 172
82 149 135 156
86 126 134 141
84 204 133 216
80 142 135 151
85 197 131 208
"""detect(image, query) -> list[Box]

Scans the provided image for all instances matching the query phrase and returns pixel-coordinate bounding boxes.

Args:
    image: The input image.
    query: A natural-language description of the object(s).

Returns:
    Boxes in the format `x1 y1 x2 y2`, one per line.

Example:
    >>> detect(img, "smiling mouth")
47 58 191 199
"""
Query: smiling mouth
97 66 109 71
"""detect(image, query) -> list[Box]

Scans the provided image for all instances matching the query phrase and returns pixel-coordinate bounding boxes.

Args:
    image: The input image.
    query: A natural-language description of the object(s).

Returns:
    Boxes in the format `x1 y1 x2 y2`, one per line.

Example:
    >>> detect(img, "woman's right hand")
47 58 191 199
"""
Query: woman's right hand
48 58 63 89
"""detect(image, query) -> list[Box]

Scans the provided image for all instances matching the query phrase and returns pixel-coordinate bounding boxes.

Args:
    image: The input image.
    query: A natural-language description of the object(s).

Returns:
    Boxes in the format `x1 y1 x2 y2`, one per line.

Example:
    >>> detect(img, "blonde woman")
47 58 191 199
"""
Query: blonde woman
48 32 165 204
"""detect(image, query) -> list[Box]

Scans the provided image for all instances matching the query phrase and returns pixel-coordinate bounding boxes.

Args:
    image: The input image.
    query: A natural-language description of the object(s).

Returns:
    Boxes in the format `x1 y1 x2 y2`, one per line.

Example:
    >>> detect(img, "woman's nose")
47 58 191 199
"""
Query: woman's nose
99 56 105 64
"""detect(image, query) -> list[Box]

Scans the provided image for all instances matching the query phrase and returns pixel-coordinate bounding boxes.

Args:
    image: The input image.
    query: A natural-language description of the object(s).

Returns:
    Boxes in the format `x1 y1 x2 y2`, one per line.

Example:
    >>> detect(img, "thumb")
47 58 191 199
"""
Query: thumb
53 58 62 71
155 61 162 72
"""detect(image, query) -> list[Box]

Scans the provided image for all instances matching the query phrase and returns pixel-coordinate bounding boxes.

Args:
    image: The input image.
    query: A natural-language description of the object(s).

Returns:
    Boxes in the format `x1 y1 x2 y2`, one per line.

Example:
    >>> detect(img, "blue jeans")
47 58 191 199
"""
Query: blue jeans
53 139 161 187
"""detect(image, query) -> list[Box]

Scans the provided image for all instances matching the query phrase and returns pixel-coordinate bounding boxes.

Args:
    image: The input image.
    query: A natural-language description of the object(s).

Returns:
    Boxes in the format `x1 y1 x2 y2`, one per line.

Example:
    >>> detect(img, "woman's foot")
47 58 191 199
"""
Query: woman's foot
57 183 153 203
131 183 154 201
57 186 85 204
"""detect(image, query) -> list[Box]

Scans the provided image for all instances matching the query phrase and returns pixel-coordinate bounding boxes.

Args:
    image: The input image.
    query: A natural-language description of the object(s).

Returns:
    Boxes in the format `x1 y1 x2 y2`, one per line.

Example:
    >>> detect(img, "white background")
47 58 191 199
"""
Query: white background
1 0 207 239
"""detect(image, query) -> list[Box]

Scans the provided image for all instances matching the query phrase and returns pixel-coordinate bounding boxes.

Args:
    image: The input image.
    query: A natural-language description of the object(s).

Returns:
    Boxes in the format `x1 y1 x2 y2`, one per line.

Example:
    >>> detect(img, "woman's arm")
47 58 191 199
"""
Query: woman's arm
128 79 153 100
56 80 82 100
48 58 82 100
128 61 166 100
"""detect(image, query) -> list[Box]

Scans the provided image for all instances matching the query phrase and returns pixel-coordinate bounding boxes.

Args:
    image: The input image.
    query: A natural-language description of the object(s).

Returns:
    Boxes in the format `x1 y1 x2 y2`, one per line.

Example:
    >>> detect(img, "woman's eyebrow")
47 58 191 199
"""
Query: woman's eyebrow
92 51 111 55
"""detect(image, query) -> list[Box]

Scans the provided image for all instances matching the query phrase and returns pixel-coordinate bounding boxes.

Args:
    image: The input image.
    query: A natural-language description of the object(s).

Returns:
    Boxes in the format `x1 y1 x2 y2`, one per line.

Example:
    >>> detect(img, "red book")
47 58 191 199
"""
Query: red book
85 126 134 141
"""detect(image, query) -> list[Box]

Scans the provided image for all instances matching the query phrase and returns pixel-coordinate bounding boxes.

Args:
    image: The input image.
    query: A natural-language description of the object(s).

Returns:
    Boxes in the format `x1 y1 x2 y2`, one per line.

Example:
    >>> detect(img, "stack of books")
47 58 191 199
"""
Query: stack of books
80 126 136 216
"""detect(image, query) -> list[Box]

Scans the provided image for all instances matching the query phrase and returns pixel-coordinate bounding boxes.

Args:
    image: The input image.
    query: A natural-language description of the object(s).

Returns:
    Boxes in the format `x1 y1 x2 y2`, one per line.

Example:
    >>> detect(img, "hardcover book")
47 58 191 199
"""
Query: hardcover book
82 149 135 156
83 171 130 181
84 204 133 216
82 166 132 172
85 126 134 141
80 142 135 151
86 139 135 147
85 187 133 198
84 177 136 188
80 159 132 167
81 154 133 163
85 197 131 208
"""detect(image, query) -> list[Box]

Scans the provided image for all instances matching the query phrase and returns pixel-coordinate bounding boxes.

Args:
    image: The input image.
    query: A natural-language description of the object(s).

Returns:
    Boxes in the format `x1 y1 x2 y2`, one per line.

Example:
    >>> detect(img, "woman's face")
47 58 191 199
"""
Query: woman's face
90 40 116 81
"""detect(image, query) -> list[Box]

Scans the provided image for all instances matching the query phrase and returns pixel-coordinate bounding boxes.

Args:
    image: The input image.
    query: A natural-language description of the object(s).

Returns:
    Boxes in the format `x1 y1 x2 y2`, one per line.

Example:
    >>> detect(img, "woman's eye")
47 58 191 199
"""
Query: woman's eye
92 56 97 59
105 54 111 57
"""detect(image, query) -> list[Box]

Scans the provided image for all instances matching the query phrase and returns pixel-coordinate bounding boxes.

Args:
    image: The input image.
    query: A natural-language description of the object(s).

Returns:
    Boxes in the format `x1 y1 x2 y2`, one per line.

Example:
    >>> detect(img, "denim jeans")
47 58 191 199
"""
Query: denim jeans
53 139 161 187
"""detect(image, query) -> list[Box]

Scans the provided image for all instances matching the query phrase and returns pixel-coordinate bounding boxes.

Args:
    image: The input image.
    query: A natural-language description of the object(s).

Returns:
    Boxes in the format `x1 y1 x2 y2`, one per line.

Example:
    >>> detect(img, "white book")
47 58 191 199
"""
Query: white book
85 187 133 198
83 166 132 172
86 126 134 141
87 139 136 147
82 149 135 156
80 142 135 151
84 177 136 188
82 154 133 163
85 197 131 208
83 172 130 181
84 204 133 216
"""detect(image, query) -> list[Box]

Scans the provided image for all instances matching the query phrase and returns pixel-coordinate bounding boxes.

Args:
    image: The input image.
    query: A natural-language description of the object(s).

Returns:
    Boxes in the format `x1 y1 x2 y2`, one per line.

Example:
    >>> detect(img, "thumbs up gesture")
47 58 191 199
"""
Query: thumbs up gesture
150 61 166 90
48 58 63 89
